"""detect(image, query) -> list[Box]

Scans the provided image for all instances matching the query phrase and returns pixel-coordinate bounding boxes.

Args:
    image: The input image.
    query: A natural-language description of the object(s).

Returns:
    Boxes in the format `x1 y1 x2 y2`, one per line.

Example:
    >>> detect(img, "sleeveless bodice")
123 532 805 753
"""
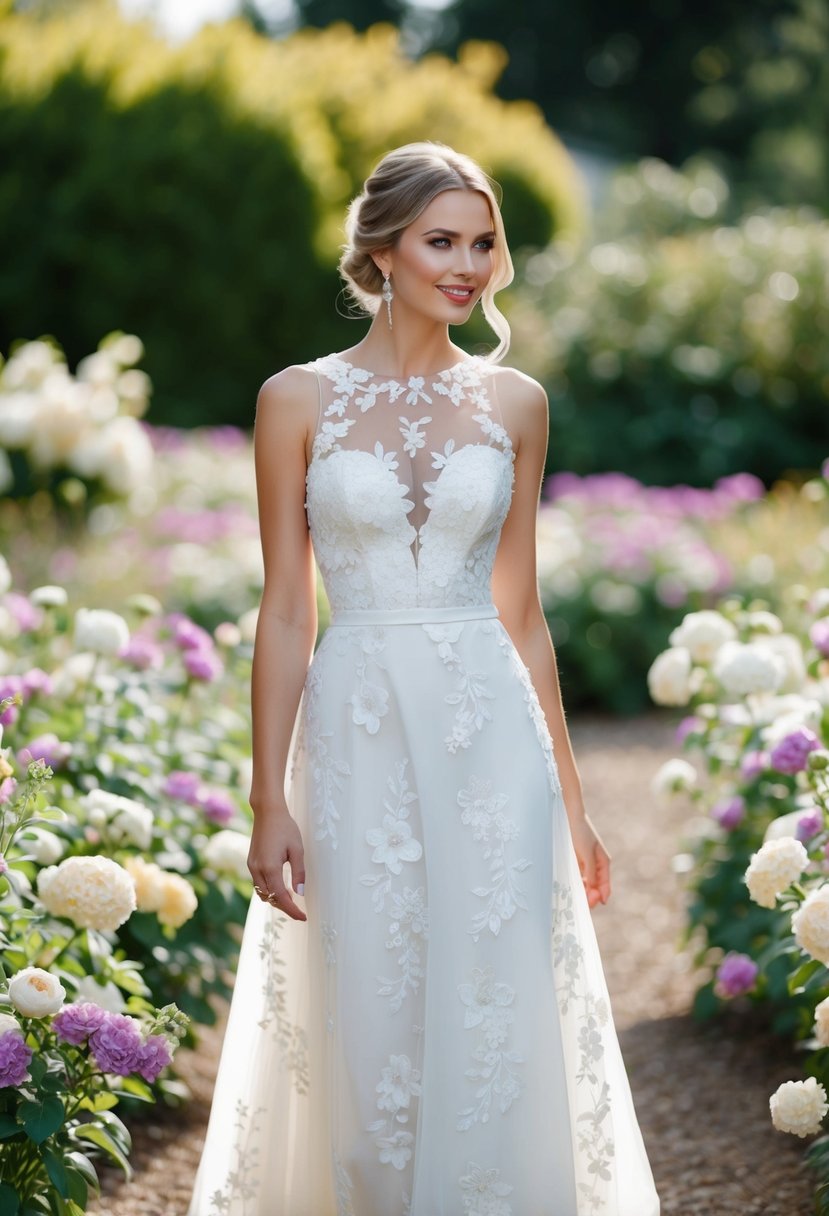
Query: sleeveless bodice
304 354 516 612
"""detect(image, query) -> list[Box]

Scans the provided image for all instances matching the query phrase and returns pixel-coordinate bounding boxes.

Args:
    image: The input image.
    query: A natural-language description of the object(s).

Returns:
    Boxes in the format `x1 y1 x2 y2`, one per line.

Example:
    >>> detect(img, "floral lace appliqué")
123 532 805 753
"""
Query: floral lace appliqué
422 622 495 753
456 965 524 1132
366 1052 422 1171
459 1161 514 1216
207 1098 266 1215
258 916 309 1095
456 774 532 940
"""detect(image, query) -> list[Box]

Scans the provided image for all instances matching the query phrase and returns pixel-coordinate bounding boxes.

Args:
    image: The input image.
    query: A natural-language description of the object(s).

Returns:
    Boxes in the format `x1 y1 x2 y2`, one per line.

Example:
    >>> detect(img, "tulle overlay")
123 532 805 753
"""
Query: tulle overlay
188 356 659 1215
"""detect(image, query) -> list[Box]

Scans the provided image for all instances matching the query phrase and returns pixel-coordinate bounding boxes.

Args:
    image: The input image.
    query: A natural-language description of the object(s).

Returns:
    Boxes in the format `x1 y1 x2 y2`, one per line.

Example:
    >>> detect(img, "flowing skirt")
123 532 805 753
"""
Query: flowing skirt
188 605 660 1215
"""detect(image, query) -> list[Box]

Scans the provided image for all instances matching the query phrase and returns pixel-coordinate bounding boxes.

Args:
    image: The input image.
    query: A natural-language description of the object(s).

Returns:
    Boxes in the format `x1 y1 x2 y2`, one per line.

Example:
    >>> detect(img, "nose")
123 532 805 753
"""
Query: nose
453 247 475 276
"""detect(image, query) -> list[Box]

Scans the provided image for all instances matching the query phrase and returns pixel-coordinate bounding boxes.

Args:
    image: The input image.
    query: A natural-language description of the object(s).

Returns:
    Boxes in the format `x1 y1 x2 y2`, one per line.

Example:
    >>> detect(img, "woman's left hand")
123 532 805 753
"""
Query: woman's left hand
569 815 612 908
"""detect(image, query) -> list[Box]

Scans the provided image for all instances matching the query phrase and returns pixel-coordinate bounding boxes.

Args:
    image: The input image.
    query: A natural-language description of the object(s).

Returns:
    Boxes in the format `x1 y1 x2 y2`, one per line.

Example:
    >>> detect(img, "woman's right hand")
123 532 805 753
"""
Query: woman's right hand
247 799 307 923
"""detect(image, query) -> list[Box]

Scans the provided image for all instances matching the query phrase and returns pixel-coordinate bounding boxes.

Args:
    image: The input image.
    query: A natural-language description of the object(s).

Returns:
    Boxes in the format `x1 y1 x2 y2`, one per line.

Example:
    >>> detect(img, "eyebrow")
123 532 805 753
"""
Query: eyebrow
422 227 496 239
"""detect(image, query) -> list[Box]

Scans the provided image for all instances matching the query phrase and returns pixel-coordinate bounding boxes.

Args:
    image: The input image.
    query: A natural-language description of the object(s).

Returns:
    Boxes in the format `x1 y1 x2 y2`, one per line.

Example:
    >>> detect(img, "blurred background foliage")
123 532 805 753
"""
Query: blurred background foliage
0 0 582 427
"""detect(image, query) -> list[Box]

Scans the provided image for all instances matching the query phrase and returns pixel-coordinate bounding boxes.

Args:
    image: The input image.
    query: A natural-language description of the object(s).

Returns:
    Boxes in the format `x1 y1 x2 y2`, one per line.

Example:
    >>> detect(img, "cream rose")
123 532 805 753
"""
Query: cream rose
203 829 251 880
73 608 129 657
744 837 808 909
647 647 693 707
793 884 829 965
124 855 166 912
770 1077 828 1137
8 966 66 1017
0 1012 22 1036
157 873 198 929
815 997 829 1047
669 610 736 663
37 855 136 931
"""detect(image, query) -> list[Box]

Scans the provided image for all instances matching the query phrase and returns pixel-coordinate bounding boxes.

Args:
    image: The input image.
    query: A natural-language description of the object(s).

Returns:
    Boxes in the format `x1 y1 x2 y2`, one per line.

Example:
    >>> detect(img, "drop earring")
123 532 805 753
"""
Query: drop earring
382 271 393 328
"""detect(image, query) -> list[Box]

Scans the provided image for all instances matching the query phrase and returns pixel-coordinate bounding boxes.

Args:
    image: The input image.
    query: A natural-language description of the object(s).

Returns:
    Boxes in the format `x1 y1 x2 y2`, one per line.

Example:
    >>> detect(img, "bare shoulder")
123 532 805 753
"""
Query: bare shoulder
256 363 318 415
487 363 548 449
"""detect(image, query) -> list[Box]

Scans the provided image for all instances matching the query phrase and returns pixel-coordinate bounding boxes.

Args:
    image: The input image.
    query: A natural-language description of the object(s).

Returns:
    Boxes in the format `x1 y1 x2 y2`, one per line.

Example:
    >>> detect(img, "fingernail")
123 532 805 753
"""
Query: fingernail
296 882 305 895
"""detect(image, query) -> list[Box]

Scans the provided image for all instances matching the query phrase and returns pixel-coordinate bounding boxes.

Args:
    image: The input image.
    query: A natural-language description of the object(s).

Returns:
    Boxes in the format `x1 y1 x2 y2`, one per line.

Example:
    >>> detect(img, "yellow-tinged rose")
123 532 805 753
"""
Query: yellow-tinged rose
157 873 198 929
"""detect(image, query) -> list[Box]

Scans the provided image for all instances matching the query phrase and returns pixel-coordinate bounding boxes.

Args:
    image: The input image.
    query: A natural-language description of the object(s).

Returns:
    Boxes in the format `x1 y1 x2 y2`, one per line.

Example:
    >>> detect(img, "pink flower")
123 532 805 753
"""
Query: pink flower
135 1034 173 1082
797 808 825 843
171 616 214 652
0 778 17 805
715 953 759 998
711 795 745 830
53 1001 109 1046
675 716 702 744
0 676 23 726
88 1012 143 1076
3 592 43 633
21 668 53 697
164 771 201 803
198 788 235 825
18 732 71 770
183 648 223 682
741 750 769 782
770 727 821 775
811 619 829 659
119 634 164 671
0 1029 33 1088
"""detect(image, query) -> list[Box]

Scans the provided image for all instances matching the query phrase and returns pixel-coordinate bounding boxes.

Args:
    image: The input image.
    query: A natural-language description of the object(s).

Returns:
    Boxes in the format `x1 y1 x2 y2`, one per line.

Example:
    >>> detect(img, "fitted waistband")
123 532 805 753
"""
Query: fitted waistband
328 603 500 627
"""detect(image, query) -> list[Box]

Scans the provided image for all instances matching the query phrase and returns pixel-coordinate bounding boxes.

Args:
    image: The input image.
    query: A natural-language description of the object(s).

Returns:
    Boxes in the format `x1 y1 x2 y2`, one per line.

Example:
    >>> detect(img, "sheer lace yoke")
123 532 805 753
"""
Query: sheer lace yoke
303 354 516 612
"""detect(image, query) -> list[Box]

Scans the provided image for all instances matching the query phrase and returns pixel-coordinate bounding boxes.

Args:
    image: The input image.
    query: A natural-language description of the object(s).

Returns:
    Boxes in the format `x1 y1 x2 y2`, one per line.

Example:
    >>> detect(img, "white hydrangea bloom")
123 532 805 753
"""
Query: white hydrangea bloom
756 634 806 694
793 884 829 965
814 997 829 1048
37 855 136 932
8 966 66 1017
81 789 153 850
770 1077 828 1137
713 640 785 697
744 838 808 909
203 829 251 880
669 610 737 663
647 646 693 707
650 758 697 801
29 585 67 608
74 608 130 657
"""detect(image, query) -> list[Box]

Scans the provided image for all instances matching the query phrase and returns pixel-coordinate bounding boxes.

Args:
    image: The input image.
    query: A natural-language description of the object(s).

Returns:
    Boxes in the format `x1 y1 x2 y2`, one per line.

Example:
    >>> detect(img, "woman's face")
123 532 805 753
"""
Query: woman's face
378 189 496 325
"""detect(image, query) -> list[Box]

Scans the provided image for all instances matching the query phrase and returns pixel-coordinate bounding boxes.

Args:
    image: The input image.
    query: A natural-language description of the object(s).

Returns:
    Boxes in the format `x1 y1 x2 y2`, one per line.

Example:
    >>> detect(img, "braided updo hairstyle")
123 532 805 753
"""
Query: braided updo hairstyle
338 141 514 362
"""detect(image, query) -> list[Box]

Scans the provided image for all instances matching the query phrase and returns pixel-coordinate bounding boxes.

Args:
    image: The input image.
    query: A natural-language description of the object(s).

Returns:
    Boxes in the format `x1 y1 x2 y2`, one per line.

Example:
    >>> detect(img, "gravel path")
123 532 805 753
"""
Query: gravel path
89 713 815 1215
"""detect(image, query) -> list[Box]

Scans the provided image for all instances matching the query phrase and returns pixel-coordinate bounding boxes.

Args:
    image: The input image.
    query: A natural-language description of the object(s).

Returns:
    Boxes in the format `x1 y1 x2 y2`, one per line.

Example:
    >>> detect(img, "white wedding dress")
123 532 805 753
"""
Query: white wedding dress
188 354 660 1216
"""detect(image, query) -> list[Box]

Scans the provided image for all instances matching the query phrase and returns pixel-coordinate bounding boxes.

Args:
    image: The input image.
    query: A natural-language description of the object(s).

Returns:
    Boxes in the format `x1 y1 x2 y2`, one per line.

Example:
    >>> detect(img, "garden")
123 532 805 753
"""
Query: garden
1 0 829 1212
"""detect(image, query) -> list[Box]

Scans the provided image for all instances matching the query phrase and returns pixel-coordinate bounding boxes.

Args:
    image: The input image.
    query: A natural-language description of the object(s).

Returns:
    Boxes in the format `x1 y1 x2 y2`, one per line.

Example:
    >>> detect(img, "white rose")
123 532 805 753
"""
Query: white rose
74 608 130 657
770 1077 828 1137
669 610 737 664
0 390 41 447
8 966 66 1017
80 789 153 850
650 758 697 801
203 829 251 880
0 555 11 597
748 610 783 635
793 884 829 964
97 416 155 496
16 827 65 865
29 585 68 608
713 641 785 697
157 873 198 929
72 976 126 1014
50 652 98 698
647 646 693 707
2 339 59 389
0 1012 22 1035
37 855 136 932
815 997 829 1047
755 635 806 694
744 837 808 909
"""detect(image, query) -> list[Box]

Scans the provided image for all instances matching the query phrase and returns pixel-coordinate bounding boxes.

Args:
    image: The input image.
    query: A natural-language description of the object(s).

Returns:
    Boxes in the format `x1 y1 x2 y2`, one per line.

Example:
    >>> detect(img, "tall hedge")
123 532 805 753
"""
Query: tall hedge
0 1 585 427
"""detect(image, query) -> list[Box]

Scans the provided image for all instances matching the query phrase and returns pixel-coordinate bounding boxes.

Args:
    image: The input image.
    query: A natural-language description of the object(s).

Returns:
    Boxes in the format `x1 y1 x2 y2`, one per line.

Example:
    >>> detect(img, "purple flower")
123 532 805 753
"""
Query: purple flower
199 788 235 825
3 592 43 633
0 778 17 805
135 1034 173 1083
88 1012 143 1076
183 648 223 682
0 676 23 726
711 795 745 830
676 716 703 745
21 667 53 698
18 732 71 770
811 619 829 659
0 1029 33 1087
741 750 769 782
171 616 214 653
53 1001 109 1046
119 634 164 671
715 953 759 998
0 854 7 875
822 458 829 482
164 771 201 803
770 727 822 775
797 808 825 843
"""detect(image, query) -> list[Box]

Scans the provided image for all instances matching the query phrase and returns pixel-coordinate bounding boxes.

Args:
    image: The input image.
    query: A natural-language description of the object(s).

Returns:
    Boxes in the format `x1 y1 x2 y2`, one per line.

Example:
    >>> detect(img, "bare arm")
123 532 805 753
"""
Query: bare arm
491 372 611 907
246 366 319 922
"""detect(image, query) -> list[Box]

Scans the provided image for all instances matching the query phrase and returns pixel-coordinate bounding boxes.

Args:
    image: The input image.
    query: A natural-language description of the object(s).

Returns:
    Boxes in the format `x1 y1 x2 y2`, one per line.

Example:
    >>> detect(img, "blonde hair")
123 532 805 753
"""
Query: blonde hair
339 141 514 362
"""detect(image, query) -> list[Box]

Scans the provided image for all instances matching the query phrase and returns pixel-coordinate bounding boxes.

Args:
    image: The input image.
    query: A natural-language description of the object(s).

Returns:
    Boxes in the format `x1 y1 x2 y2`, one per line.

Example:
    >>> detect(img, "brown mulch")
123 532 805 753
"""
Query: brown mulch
89 713 816 1216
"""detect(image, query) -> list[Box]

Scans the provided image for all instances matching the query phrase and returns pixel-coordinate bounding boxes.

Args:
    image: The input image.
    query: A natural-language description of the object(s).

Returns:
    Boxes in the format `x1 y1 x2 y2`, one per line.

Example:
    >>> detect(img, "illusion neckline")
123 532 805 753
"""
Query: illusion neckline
320 352 482 383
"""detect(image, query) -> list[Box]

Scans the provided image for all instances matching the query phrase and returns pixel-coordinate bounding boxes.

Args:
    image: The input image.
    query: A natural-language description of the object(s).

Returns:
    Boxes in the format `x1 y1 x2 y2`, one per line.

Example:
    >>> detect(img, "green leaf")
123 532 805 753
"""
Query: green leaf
77 1091 118 1113
71 1126 133 1179
0 1183 19 1215
0 1112 22 1138
788 958 824 995
64 1166 88 1208
64 1150 99 1195
42 1146 69 1198
19 1094 64 1143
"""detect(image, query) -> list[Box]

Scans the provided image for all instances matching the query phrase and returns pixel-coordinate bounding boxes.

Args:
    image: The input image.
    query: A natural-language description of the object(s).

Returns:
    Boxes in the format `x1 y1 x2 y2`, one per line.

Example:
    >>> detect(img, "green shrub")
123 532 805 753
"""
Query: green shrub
0 2 584 427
